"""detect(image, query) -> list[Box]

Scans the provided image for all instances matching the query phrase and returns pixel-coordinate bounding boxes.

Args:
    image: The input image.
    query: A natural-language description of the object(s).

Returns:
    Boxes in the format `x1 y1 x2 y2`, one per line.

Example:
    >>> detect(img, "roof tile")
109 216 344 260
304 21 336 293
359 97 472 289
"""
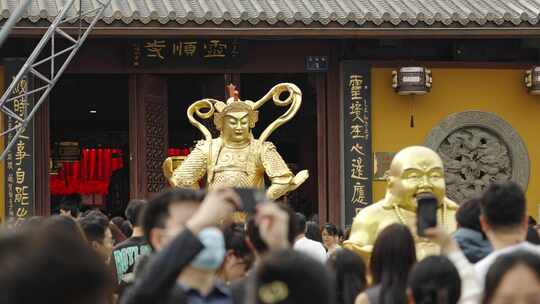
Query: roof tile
2 0 540 27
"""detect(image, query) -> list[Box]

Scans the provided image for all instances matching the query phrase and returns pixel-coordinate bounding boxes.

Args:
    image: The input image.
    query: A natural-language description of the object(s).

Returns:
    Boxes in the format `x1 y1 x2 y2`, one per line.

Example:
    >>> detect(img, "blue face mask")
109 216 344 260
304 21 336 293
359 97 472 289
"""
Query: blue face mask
190 227 226 271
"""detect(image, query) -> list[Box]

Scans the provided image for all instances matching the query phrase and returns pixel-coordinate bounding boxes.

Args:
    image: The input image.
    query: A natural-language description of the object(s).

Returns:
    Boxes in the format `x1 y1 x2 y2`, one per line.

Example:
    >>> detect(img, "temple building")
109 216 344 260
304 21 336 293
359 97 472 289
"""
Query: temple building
1 0 540 225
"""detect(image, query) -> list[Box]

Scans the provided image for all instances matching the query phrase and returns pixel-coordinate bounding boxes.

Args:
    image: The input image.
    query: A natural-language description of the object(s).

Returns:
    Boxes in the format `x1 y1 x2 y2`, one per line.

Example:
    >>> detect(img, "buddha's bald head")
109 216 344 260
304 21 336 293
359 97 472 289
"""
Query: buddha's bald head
387 146 446 208
389 146 444 176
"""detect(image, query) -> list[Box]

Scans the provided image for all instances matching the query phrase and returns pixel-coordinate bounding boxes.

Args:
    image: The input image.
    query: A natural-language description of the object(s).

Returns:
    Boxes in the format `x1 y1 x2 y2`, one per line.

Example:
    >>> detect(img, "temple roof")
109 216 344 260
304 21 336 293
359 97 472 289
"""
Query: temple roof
3 0 540 27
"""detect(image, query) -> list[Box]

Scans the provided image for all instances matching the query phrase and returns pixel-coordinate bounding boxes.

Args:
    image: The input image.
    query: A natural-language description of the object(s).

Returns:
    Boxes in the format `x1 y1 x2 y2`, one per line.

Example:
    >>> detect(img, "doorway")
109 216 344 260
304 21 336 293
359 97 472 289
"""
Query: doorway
49 75 129 217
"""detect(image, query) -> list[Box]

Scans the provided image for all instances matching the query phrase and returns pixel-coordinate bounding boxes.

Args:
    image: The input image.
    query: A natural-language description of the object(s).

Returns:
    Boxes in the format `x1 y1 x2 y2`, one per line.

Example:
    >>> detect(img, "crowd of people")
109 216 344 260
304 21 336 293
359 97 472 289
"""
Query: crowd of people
1 181 540 304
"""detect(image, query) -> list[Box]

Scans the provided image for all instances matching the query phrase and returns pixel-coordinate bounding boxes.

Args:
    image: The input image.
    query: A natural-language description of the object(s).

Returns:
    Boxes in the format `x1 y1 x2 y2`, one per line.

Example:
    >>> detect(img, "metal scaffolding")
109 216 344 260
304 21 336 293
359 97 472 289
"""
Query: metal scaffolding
0 0 112 160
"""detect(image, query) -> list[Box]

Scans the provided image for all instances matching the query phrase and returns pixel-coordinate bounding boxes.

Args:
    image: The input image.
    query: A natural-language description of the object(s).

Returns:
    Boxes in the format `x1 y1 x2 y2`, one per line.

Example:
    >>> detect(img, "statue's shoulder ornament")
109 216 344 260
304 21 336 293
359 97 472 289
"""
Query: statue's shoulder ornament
261 140 277 151
193 138 222 153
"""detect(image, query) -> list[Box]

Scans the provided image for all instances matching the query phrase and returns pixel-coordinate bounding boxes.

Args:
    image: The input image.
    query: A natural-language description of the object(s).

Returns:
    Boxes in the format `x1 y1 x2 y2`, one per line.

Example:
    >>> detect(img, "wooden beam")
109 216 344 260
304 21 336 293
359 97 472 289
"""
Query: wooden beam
9 25 540 38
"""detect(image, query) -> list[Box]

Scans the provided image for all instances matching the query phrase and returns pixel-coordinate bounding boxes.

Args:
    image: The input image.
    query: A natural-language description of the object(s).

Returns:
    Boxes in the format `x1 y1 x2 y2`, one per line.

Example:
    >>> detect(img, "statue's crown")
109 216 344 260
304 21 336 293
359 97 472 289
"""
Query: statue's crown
213 84 259 129
214 84 256 113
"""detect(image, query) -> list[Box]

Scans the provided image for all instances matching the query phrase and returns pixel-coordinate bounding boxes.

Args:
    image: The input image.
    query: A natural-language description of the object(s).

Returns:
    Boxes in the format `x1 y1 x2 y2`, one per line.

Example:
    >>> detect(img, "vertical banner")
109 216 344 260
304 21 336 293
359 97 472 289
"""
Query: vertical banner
4 58 34 220
341 61 372 226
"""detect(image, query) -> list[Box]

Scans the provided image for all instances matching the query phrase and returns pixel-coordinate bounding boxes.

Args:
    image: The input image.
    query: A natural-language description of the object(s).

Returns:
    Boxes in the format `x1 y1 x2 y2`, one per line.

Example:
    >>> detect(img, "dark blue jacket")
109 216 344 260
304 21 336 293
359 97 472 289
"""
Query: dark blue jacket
453 227 493 263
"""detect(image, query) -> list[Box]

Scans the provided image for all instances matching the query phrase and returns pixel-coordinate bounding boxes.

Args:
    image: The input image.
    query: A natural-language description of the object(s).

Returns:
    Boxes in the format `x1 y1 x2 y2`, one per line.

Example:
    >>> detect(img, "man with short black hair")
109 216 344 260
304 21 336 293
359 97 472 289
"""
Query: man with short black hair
79 215 113 263
475 181 540 286
59 195 81 219
141 188 205 251
293 212 327 264
112 199 150 293
125 199 146 226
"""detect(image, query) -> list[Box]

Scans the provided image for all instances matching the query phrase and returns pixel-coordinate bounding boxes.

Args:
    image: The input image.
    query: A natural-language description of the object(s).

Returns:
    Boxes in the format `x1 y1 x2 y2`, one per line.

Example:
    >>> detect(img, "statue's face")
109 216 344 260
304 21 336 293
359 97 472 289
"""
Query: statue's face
388 147 446 208
222 111 251 143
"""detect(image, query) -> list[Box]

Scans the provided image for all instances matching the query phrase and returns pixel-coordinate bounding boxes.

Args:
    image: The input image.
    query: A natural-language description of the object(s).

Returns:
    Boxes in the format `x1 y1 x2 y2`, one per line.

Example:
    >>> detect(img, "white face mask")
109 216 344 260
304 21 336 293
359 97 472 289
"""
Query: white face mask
190 227 226 271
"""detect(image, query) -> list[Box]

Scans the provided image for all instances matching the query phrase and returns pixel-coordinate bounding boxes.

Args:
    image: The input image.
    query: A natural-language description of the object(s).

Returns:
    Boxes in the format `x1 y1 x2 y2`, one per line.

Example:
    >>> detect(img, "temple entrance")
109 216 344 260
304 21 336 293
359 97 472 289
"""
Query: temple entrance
167 73 318 218
49 75 129 217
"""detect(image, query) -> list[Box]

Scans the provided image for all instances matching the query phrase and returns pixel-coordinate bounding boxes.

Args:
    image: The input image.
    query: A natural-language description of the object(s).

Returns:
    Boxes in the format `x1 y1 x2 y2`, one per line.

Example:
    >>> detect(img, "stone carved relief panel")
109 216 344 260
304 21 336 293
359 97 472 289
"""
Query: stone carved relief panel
425 111 529 204
438 127 511 203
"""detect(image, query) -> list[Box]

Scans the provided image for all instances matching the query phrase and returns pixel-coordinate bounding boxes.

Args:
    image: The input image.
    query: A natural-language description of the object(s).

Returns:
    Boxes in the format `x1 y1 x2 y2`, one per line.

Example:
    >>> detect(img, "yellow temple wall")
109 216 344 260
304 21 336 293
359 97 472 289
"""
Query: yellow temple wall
372 68 540 219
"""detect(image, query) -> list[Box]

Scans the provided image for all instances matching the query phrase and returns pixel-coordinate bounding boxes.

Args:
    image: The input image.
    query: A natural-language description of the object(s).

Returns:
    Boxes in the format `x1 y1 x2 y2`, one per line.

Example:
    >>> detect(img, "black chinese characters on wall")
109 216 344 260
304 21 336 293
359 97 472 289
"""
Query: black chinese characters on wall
341 61 372 226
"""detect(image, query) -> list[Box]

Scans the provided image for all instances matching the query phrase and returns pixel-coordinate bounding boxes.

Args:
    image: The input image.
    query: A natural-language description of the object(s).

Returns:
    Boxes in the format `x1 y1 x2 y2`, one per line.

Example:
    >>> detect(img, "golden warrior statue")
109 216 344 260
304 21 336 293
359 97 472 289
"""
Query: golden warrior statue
166 84 309 200
344 146 458 260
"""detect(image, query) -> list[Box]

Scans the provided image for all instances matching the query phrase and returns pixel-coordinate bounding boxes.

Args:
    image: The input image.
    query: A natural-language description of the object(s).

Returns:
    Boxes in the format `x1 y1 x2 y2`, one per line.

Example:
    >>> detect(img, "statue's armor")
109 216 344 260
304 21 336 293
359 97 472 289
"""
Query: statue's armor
212 143 264 188
171 138 294 198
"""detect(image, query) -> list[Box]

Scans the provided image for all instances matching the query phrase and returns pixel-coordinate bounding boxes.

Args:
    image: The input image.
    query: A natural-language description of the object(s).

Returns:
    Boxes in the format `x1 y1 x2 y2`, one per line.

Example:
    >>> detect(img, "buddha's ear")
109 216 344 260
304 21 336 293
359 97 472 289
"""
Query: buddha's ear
385 171 393 187
214 114 223 131
250 111 259 128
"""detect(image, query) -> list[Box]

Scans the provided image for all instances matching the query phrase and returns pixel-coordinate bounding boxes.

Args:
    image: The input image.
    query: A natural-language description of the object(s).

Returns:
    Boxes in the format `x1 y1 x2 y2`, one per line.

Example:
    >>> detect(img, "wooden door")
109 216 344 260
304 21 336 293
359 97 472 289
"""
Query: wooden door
129 74 168 199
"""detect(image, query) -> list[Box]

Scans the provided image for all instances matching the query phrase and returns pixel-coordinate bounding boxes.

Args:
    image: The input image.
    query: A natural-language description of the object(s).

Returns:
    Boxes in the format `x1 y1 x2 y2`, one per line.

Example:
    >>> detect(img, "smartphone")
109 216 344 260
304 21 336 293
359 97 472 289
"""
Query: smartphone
416 193 438 237
232 188 267 214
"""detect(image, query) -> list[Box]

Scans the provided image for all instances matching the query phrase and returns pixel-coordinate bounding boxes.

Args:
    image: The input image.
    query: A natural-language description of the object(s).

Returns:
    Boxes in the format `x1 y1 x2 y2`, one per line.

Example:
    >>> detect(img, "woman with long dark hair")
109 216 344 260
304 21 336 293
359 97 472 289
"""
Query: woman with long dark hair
356 223 417 304
327 248 368 304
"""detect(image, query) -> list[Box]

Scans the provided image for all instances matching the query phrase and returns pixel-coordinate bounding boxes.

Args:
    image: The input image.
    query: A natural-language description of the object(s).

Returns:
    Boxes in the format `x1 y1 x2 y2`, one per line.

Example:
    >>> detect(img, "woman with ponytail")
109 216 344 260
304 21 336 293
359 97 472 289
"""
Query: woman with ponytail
407 256 461 304
356 224 417 304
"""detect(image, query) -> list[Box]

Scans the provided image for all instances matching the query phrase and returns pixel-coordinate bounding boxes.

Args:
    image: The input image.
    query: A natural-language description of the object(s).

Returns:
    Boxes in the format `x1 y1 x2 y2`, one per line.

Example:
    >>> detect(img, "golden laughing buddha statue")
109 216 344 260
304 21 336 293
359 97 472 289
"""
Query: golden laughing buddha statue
344 146 458 260
167 84 309 200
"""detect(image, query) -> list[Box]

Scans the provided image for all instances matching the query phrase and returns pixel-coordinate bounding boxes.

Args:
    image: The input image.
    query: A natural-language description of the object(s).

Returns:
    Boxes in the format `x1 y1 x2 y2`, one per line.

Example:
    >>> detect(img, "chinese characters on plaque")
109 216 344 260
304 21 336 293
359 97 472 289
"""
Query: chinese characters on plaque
341 62 372 225
131 39 242 67
4 58 34 220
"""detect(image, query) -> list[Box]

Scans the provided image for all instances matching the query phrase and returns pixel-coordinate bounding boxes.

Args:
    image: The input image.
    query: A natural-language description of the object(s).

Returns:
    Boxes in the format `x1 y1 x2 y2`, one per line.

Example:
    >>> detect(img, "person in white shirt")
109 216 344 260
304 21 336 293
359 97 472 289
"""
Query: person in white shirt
293 213 327 264
474 181 540 289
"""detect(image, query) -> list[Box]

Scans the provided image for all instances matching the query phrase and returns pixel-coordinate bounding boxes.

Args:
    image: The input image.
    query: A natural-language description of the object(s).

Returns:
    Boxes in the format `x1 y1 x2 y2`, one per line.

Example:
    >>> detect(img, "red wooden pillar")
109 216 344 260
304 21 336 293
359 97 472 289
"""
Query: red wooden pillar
316 73 328 223
35 97 50 215
129 74 169 200
326 45 342 226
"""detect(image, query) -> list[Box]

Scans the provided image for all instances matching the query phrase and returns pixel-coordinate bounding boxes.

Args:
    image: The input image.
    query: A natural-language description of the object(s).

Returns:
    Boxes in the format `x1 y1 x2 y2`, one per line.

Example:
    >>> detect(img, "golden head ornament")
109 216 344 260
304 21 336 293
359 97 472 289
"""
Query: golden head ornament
165 83 309 200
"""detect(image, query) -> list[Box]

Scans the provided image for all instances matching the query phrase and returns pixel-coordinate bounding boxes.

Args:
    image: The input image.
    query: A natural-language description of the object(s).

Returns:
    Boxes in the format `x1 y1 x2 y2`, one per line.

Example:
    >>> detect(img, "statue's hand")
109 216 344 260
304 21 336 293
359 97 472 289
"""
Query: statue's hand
162 157 174 179
291 170 309 189
168 178 178 187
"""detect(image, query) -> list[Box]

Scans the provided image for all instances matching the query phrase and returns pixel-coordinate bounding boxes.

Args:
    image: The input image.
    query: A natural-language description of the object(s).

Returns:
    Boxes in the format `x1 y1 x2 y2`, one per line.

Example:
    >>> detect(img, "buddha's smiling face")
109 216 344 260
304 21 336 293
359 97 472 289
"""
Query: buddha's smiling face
387 146 446 209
